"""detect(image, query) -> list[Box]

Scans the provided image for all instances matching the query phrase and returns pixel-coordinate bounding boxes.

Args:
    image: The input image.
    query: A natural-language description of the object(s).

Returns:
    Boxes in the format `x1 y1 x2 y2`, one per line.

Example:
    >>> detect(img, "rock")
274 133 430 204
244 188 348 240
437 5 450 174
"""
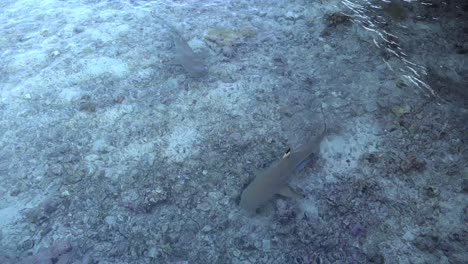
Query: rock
261 239 271 252
92 138 110 154
275 199 296 223
51 240 72 257
424 186 440 198
400 155 425 173
147 246 160 258
55 252 73 264
20 239 35 251
350 223 367 238
323 12 351 28
462 178 468 193
42 198 61 215
463 205 468 223
221 46 235 58
197 202 211 211
383 1 407 21
145 187 167 206
205 26 257 47
201 225 212 233
367 253 385 264
49 163 63 175
50 50 60 57
104 215 117 227
413 235 438 253
285 11 303 21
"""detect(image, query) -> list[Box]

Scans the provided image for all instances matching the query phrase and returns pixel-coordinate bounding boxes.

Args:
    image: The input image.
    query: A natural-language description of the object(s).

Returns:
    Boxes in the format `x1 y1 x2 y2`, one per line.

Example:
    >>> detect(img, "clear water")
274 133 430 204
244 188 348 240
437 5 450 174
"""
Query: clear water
0 0 466 263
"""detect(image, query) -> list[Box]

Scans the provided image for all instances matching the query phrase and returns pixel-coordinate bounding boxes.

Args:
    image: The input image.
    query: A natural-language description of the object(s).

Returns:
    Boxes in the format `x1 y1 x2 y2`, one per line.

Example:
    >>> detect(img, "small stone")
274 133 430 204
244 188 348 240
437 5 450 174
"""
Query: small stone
104 215 117 226
222 46 235 58
197 202 211 211
113 95 125 104
73 27 85 34
43 198 61 214
20 239 35 251
285 11 303 21
324 13 351 28
147 246 160 258
462 177 468 193
79 101 96 112
424 186 439 198
403 230 415 241
92 138 110 154
396 78 409 89
50 50 60 57
463 206 468 223
323 44 332 53
262 239 271 252
85 154 99 161
50 163 63 175
364 153 379 163
392 105 411 116
400 155 425 173
24 208 44 224
51 240 72 256
40 29 49 37
145 187 167 206
201 225 212 232
368 253 385 264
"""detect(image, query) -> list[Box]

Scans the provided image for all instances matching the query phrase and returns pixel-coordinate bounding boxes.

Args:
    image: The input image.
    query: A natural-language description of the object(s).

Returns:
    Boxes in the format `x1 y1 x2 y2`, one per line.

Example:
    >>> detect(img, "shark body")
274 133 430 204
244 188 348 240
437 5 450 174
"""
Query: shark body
240 125 328 213
154 16 208 78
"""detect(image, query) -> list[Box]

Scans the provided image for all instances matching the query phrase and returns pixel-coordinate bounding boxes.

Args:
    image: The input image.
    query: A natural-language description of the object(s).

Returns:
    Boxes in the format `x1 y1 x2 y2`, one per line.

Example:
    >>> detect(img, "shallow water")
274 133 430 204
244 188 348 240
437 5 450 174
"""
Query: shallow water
0 0 467 263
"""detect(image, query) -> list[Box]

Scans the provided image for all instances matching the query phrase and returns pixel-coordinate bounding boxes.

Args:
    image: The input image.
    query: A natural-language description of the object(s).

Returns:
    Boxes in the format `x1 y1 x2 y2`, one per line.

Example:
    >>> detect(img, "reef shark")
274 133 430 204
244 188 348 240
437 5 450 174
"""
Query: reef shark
153 15 208 78
240 124 328 213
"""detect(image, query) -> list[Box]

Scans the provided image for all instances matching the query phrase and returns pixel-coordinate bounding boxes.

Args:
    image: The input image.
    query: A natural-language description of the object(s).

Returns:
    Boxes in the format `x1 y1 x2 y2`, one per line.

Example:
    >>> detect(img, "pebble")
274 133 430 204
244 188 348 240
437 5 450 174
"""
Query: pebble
201 225 212 232
50 50 60 57
197 202 211 211
21 239 35 251
104 215 117 227
285 10 303 21
147 246 159 258
262 239 271 252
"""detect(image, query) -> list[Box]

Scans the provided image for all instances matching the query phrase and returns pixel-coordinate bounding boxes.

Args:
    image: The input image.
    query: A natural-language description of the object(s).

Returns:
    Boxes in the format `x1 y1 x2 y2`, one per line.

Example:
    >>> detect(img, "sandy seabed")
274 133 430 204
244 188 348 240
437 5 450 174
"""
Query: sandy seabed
0 0 467 263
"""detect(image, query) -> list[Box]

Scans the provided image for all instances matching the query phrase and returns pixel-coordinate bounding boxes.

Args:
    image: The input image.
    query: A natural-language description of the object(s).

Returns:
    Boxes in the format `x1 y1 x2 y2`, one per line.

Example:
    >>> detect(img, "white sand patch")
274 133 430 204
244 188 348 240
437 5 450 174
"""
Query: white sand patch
165 125 200 162
0 204 21 227
321 117 380 180
0 194 41 228
67 57 129 84
81 57 129 78
201 82 250 115
58 87 82 102
85 23 130 43
10 50 49 70
97 104 135 124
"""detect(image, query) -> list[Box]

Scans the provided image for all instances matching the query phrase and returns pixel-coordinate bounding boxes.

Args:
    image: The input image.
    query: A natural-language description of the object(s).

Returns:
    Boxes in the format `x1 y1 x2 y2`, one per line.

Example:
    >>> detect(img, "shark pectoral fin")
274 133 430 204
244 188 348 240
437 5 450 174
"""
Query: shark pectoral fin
277 185 303 199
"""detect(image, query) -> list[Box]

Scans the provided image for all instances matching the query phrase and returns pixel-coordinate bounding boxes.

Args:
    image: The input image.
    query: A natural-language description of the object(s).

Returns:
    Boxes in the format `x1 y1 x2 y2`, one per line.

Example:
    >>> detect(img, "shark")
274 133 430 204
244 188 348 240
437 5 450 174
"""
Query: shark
154 15 208 78
240 123 328 213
